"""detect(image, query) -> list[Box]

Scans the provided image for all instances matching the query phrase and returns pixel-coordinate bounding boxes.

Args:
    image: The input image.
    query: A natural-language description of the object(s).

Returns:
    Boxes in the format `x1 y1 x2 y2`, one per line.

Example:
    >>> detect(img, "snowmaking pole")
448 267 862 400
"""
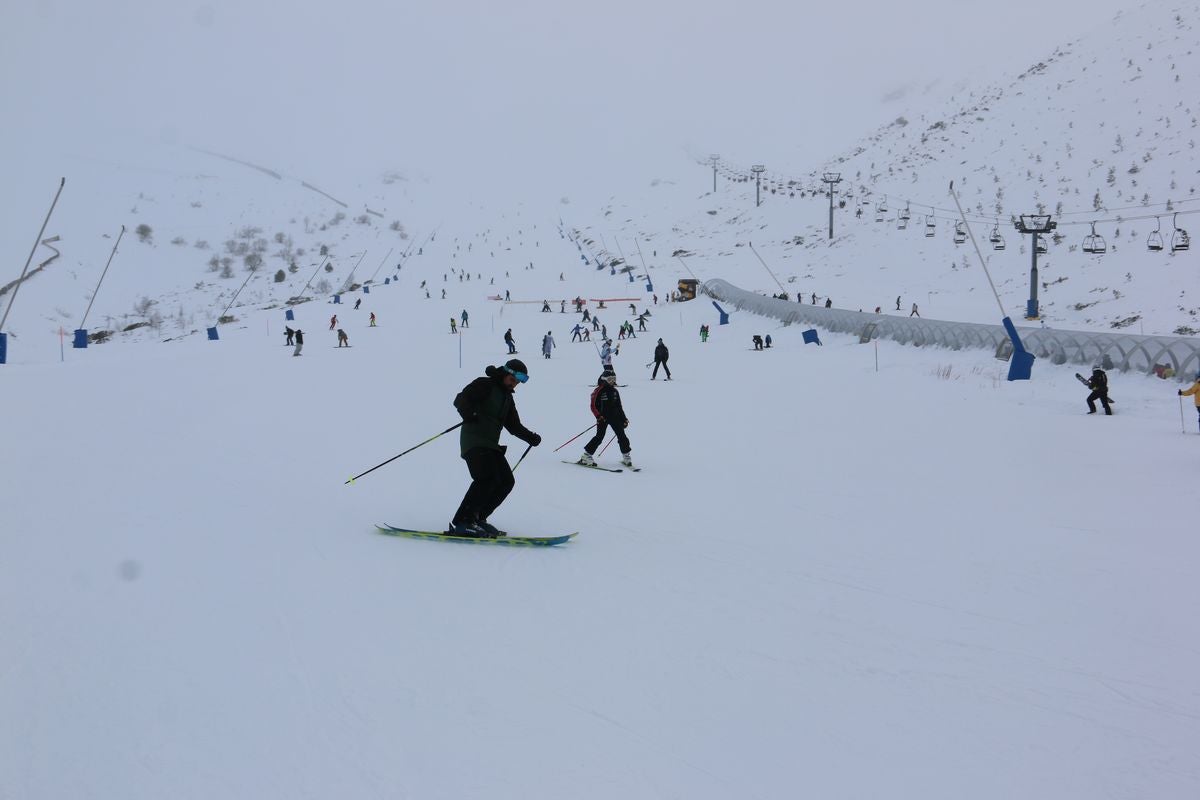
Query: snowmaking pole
1 178 66 344
77 225 126 334
948 180 1034 381
216 262 259 324
295 255 331 302
366 247 394 284
748 243 788 296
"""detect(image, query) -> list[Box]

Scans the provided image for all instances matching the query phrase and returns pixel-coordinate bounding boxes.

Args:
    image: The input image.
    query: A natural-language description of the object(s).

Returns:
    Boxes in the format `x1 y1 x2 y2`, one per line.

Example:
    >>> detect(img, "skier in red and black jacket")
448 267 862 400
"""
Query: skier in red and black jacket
449 359 541 537
578 370 633 468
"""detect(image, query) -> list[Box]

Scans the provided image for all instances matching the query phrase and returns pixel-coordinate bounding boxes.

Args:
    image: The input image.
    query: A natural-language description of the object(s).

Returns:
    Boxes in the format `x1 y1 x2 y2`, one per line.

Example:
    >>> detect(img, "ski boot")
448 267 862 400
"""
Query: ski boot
620 453 633 468
476 519 507 538
446 520 489 538
578 452 596 467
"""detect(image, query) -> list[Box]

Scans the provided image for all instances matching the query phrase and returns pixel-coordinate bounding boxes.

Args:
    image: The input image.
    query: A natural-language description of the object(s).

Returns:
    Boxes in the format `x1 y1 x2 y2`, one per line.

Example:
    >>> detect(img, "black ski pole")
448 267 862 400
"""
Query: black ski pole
553 423 598 452
512 442 534 472
346 422 463 484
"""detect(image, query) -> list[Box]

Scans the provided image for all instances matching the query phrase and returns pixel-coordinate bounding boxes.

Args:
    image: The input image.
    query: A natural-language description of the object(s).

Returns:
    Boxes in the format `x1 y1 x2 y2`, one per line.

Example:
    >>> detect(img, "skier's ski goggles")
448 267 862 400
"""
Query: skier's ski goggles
504 367 529 383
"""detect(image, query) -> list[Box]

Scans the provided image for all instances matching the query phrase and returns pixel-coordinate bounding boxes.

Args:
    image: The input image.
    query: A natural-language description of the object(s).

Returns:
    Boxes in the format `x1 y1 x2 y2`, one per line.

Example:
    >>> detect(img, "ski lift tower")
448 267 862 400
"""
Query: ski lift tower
1014 213 1056 319
822 173 843 240
710 154 720 193
751 165 765 207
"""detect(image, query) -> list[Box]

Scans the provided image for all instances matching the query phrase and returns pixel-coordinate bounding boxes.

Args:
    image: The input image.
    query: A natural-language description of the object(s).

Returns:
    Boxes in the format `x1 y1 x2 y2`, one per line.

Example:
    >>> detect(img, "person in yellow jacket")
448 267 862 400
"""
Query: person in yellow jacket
1180 373 1200 432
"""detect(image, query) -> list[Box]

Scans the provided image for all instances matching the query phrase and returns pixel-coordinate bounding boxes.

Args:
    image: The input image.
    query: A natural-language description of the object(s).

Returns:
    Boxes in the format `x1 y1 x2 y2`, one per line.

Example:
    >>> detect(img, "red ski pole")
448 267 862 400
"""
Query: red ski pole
553 423 597 452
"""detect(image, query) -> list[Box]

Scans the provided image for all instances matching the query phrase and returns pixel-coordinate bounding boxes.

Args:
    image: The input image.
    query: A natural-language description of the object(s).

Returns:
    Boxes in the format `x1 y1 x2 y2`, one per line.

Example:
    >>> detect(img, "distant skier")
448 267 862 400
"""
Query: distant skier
354 298 362 310
461 309 469 328
910 303 920 317
571 323 583 342
699 324 709 342
896 296 901 311
651 338 671 380
449 358 542 538
441 289 446 299
337 329 349 347
369 312 377 327
542 300 551 312
579 371 633 468
752 335 764 351
653 294 658 305
600 338 617 372
765 334 772 348
1180 373 1200 432
637 314 647 332
1084 366 1113 415
824 298 832 308
505 289 511 301
329 314 338 330
504 328 516 354
560 300 566 313
811 293 817 304
582 309 591 323
450 318 457 334
292 329 304 357
542 331 555 359
285 326 295 346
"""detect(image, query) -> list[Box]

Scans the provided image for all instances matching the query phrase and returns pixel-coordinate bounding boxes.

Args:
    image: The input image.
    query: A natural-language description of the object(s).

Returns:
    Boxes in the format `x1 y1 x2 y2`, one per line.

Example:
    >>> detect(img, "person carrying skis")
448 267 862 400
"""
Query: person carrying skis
542 331 555 359
579 371 633 468
651 338 671 380
285 326 295 346
504 328 516 354
1084 366 1113 415
449 359 542 537
571 323 583 342
1179 372 1200 431
337 329 349 347
292 329 304 356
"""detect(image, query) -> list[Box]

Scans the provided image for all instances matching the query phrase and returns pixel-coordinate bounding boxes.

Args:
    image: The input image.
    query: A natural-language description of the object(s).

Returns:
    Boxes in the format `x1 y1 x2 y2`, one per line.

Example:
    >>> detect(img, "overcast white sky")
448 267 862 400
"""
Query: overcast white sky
2 0 1139 200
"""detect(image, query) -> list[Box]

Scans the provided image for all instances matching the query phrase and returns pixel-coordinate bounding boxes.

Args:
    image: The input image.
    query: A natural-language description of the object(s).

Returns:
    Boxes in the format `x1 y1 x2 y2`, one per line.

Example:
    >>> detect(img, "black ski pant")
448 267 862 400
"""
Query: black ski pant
453 447 515 524
1087 391 1112 414
584 419 630 455
652 358 670 379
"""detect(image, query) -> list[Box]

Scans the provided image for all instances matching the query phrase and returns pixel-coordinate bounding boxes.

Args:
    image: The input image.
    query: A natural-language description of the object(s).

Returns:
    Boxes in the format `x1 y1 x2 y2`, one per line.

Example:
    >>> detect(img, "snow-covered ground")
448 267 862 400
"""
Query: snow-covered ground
3 219 1198 798
4 4 1199 798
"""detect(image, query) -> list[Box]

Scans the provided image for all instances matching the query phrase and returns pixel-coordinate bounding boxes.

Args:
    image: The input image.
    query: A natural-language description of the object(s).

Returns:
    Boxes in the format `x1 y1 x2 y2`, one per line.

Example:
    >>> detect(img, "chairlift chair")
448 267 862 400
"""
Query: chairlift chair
1035 235 1047 255
897 215 909 231
989 224 1001 244
899 203 911 222
953 221 967 244
924 216 936 238
1171 212 1190 252
1147 217 1164 252
875 202 885 222
993 233 1006 251
1082 222 1107 255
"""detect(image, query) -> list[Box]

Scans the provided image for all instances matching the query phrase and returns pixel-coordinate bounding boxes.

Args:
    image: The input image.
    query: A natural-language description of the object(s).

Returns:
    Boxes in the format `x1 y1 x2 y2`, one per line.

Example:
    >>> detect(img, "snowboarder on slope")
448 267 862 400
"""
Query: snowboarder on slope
449 359 542 537
369 312 377 327
337 329 349 347
579 371 633 468
651 338 671 380
752 334 764 350
1084 366 1113 415
504 328 516 354
330 314 338 330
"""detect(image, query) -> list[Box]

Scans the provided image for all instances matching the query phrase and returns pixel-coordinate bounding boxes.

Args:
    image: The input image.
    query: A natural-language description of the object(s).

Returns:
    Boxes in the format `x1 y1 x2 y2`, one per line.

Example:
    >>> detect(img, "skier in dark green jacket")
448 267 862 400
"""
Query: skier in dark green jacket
449 359 542 537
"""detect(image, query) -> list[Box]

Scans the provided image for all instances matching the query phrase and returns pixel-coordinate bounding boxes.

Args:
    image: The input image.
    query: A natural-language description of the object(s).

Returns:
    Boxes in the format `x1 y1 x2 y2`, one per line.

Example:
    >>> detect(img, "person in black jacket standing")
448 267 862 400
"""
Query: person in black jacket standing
651 338 671 380
579 371 633 468
449 359 542 537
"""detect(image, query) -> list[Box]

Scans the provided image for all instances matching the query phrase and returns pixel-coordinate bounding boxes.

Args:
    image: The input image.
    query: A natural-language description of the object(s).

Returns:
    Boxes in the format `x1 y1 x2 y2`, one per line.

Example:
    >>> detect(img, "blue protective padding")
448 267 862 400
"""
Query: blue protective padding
73 329 88 348
363 285 370 293
1002 316 1035 381
333 294 341 304
206 326 219 340
802 329 822 345
711 301 730 325
285 309 294 321
0 332 7 364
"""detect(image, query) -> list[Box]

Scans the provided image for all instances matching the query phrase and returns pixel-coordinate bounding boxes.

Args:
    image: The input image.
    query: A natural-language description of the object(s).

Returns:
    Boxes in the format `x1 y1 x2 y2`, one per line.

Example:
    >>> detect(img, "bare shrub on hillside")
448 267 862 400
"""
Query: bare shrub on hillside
135 224 153 243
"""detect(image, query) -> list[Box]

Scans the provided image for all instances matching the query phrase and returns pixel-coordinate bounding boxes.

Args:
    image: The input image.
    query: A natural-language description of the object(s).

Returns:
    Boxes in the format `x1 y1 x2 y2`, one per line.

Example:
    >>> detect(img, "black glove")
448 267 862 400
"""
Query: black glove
1180 390 1185 396
529 433 542 446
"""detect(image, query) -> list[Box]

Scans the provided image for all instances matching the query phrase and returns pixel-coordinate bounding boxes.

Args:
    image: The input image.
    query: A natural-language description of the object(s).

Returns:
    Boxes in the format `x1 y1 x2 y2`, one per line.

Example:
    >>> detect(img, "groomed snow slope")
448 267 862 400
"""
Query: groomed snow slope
3 219 1198 799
